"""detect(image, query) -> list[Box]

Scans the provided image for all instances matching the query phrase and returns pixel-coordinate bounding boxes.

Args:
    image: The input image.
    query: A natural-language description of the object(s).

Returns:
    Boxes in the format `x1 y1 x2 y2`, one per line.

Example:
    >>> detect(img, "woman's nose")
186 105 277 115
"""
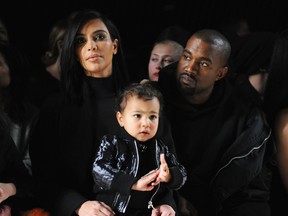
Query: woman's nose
88 40 97 51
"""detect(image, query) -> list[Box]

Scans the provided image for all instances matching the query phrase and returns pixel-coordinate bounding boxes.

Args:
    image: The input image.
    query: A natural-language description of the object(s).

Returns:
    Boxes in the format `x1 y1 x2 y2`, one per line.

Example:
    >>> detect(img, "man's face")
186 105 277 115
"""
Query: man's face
176 36 226 103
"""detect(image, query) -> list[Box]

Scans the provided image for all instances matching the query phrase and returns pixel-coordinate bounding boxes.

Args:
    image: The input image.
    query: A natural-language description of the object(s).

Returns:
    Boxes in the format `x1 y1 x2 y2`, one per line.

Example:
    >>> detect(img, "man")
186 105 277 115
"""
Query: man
157 29 274 216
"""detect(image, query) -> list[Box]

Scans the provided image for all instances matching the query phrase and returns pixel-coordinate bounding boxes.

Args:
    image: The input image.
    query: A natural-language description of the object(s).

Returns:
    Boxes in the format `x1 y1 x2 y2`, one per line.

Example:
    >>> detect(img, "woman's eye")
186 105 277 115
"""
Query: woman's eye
163 59 174 64
151 57 158 62
75 37 86 45
94 33 107 41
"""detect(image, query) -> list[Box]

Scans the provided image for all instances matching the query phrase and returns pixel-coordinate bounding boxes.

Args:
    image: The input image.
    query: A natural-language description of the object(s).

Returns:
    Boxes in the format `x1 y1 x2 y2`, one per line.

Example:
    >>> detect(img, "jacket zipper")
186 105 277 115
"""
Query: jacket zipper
148 140 160 210
211 129 271 184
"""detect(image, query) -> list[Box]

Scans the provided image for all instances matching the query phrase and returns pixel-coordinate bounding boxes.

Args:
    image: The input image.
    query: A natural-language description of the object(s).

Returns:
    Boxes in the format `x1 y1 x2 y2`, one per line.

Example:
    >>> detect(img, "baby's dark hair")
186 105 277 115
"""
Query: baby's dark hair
116 81 163 113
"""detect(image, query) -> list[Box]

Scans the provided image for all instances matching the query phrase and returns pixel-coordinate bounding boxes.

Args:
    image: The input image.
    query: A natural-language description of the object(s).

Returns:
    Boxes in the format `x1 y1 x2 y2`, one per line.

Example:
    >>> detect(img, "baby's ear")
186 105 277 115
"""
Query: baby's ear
116 111 123 127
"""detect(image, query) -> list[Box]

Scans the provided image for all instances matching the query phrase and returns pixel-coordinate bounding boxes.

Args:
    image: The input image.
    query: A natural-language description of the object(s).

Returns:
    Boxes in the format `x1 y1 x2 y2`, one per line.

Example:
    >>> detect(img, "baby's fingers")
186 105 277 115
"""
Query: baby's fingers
160 153 166 165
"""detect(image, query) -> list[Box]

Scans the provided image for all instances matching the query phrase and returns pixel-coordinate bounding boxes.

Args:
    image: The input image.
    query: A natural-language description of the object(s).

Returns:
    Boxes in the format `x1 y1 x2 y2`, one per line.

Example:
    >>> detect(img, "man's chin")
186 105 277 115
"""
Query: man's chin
178 83 195 96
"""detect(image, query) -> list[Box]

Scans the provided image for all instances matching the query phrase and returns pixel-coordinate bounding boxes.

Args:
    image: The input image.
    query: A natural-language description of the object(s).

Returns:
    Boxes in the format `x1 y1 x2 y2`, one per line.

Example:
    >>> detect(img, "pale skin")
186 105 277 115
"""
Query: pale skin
176 36 228 104
74 18 118 216
0 183 16 203
76 19 118 78
116 95 174 215
0 184 13 215
0 53 10 88
148 42 181 81
45 40 62 80
248 73 269 94
0 204 11 216
275 109 288 189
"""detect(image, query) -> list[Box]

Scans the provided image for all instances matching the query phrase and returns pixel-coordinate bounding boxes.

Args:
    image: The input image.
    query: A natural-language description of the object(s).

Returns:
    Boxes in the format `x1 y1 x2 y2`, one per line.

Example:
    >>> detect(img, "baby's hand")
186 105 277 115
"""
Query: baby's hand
132 169 160 191
153 154 171 185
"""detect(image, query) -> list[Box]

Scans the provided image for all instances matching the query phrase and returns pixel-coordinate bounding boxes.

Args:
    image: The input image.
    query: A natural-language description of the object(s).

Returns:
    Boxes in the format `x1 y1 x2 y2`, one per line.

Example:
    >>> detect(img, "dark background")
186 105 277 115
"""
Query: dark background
1 0 288 77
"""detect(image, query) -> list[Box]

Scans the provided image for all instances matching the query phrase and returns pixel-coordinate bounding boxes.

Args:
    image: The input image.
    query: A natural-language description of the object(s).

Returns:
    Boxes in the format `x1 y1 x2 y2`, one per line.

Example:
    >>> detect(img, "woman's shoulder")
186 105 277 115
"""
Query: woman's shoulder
275 109 288 132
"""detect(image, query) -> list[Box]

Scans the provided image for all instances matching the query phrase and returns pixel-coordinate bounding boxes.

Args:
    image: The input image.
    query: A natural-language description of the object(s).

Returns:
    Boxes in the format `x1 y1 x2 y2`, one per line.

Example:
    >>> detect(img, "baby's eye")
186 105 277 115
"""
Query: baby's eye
133 114 141 118
149 115 158 121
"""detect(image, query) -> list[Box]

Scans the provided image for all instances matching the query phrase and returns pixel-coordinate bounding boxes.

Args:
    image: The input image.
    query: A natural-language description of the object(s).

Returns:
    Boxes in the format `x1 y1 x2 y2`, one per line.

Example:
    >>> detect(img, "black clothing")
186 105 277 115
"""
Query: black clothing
27 71 60 109
30 76 177 216
92 129 187 214
157 62 274 216
30 76 122 216
1 102 39 175
0 116 33 215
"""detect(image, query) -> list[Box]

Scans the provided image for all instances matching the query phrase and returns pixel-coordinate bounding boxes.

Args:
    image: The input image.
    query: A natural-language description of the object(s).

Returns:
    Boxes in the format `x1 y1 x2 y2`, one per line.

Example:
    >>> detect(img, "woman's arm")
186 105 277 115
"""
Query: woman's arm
276 109 288 190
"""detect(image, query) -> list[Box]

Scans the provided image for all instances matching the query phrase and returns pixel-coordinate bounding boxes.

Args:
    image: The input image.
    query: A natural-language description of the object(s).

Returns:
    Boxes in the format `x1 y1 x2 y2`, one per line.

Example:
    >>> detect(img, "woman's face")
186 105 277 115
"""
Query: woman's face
75 19 118 78
0 53 10 88
148 43 178 81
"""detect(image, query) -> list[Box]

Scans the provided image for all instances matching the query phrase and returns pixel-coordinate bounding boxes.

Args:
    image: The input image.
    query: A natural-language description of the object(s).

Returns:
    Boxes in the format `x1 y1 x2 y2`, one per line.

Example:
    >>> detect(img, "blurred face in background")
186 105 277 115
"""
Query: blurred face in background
0 53 10 88
0 20 9 41
148 40 183 81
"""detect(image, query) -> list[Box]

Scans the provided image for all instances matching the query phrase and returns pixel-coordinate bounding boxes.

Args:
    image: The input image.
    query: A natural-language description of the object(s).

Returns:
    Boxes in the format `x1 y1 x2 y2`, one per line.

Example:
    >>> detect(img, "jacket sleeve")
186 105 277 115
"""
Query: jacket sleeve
210 107 274 210
0 125 33 198
162 144 187 190
92 135 137 195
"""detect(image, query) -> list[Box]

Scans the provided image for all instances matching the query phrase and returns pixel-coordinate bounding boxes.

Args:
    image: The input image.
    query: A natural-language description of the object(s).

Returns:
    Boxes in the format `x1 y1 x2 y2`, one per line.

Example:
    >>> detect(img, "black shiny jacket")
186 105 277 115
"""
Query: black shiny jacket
92 134 187 213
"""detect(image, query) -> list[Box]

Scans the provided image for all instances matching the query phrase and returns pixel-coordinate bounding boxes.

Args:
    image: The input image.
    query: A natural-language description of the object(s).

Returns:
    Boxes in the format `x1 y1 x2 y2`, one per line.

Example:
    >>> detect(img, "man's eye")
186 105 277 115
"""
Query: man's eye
200 62 208 67
183 54 191 60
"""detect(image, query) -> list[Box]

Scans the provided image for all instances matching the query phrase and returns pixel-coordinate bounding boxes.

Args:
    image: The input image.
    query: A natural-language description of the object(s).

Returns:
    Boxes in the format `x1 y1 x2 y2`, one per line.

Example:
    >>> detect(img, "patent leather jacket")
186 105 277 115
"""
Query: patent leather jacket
92 133 187 214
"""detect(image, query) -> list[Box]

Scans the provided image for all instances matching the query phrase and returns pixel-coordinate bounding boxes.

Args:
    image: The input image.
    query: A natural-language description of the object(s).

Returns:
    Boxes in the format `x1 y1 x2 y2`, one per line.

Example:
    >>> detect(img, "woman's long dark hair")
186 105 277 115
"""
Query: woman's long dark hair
263 29 288 126
60 9 130 104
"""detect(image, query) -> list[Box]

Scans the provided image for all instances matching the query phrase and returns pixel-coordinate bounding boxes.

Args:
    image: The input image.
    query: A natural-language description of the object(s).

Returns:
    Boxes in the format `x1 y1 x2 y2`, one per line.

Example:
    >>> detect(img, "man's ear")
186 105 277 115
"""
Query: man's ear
216 66 228 81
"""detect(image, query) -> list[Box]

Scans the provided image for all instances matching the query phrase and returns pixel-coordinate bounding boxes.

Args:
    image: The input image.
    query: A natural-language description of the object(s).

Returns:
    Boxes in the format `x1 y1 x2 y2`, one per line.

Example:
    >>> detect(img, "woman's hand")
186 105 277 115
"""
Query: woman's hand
0 205 11 216
0 183 16 203
76 200 115 216
151 204 175 216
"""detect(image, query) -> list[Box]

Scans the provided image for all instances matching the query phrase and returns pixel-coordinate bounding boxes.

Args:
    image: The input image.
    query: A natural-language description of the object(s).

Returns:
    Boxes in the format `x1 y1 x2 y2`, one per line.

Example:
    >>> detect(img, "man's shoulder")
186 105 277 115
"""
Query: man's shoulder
158 61 178 94
159 61 178 77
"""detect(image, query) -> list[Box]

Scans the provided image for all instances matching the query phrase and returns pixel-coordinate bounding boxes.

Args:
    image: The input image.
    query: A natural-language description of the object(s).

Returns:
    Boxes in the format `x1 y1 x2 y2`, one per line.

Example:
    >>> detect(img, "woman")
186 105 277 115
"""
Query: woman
147 40 184 81
0 40 39 176
0 112 33 216
263 29 288 216
30 9 130 216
